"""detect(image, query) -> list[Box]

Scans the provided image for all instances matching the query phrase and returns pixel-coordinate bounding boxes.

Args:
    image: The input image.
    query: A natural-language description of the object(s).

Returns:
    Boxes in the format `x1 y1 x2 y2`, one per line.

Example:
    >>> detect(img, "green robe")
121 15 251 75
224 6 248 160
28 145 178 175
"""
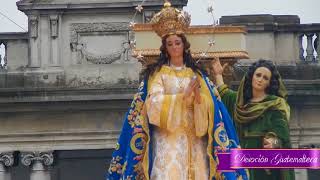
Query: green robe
219 87 295 180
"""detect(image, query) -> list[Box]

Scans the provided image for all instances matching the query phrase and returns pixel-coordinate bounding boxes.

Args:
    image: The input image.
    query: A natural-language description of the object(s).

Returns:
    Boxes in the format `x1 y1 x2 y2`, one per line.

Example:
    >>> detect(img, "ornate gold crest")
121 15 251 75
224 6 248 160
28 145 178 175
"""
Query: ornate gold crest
150 1 191 37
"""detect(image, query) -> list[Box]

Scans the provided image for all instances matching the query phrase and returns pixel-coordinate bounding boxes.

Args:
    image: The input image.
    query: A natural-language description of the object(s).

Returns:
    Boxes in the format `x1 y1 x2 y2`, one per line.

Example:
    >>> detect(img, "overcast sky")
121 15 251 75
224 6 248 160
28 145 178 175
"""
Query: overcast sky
0 0 319 32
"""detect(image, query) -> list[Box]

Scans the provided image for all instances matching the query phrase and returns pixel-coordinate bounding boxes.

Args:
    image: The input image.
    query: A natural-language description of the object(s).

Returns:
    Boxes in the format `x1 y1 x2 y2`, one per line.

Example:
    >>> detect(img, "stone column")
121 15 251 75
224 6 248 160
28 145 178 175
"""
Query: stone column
49 14 60 67
21 151 54 180
28 15 41 67
0 152 14 180
305 33 315 62
298 34 305 61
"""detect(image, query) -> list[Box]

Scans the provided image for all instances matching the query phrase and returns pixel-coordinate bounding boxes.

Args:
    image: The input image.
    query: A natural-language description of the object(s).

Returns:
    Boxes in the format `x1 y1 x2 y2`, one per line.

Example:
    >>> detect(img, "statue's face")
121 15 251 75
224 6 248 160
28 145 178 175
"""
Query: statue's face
252 67 271 92
165 34 184 60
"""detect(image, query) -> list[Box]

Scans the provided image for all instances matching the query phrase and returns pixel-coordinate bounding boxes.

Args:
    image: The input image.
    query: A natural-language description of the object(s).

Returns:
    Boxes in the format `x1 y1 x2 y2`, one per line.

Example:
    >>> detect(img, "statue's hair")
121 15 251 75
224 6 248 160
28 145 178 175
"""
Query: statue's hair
243 59 281 104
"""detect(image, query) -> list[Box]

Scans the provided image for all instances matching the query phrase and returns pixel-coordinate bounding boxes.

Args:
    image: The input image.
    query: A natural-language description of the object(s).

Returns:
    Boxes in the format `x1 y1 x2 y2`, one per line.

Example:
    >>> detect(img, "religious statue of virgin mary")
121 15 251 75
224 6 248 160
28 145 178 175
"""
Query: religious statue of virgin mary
107 1 249 180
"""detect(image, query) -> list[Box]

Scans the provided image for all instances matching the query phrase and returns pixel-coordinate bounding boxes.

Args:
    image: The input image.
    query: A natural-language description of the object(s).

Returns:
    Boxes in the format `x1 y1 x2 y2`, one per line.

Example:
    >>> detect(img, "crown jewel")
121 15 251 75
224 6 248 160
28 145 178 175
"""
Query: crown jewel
150 1 191 37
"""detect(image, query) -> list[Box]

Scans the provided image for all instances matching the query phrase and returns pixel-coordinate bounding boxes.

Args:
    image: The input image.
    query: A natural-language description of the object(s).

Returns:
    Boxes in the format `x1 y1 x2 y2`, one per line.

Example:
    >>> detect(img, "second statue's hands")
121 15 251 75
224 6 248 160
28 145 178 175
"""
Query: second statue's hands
211 57 228 87
184 76 201 104
211 57 226 76
263 137 274 149
263 136 280 149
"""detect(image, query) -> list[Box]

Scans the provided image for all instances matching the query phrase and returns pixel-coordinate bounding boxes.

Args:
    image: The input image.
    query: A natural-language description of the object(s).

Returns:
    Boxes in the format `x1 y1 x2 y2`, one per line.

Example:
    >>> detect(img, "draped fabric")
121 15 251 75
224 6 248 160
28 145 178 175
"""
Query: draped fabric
234 76 290 124
106 66 248 180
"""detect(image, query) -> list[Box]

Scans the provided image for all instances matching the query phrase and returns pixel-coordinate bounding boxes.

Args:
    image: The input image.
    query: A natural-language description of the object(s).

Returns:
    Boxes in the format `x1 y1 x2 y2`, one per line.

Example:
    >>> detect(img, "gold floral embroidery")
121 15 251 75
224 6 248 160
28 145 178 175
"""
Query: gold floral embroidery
108 156 123 174
134 163 146 180
127 92 144 128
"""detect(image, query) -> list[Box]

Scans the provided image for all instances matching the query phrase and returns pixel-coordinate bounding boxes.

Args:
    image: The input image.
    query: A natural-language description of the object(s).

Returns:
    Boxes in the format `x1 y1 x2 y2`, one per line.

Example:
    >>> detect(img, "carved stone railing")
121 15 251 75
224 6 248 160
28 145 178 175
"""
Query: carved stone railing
298 25 320 62
220 15 320 64
0 33 28 70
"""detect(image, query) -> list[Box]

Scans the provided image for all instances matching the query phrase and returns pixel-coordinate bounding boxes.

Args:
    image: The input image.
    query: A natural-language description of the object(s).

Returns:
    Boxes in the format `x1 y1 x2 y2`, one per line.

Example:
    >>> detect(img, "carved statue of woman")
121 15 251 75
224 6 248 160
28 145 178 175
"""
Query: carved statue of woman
212 58 295 180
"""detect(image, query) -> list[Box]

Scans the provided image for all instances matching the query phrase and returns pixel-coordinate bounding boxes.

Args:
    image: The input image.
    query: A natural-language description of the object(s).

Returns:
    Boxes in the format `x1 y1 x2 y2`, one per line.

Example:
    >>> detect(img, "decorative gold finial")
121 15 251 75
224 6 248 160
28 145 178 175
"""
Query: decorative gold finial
150 0 191 37
164 0 171 7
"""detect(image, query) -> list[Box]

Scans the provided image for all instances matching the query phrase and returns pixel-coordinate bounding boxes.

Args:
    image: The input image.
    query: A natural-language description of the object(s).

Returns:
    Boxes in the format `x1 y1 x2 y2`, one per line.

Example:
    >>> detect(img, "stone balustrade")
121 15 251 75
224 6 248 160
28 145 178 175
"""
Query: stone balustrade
0 33 28 70
220 14 320 64
298 25 319 62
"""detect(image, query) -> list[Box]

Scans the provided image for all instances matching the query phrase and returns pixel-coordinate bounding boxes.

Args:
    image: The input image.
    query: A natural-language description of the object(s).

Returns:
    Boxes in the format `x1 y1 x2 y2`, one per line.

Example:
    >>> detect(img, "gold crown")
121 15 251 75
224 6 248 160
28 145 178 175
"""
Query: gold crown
150 1 191 37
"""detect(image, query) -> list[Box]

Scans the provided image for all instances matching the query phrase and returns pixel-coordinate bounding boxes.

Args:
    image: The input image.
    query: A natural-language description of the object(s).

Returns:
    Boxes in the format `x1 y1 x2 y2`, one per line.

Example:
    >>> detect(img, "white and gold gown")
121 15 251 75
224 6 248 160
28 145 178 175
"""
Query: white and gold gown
145 65 214 180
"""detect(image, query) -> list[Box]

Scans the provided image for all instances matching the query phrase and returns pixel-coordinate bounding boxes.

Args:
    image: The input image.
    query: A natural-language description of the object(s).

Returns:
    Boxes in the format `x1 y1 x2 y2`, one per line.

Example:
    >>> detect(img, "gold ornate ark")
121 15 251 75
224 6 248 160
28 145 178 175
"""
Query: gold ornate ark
132 24 249 67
